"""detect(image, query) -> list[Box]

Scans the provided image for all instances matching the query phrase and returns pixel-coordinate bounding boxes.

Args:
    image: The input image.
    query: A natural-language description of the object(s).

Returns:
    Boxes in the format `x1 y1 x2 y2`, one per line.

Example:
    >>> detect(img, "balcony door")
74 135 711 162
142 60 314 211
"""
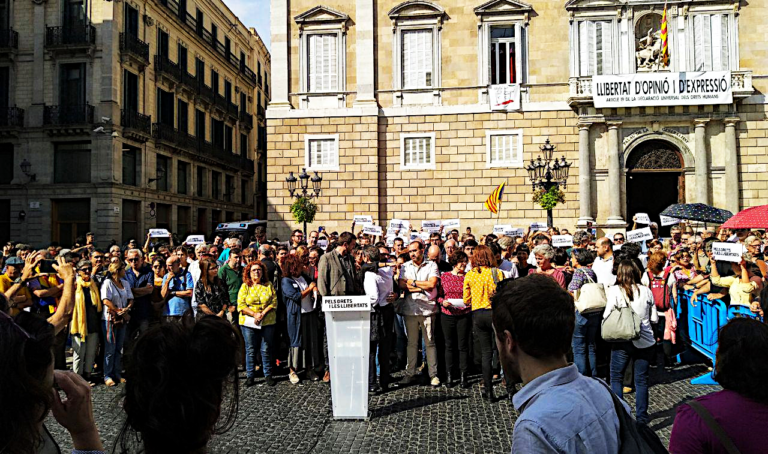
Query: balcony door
60 63 85 108
0 0 9 31
123 70 138 112
156 88 174 127
158 29 169 58
178 44 188 73
63 0 87 29
124 4 139 37
0 67 8 109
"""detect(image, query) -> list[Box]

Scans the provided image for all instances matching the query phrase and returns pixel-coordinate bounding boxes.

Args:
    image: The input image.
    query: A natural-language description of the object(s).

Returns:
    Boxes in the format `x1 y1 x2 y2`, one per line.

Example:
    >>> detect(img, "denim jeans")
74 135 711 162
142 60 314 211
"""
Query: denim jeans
242 324 276 378
572 311 602 377
102 321 126 381
472 309 495 390
610 342 654 424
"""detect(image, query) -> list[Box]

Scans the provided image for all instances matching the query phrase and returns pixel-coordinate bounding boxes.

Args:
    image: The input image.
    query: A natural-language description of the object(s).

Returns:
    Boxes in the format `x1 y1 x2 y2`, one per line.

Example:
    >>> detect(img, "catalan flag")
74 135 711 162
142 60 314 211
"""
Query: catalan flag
660 2 669 66
484 182 505 214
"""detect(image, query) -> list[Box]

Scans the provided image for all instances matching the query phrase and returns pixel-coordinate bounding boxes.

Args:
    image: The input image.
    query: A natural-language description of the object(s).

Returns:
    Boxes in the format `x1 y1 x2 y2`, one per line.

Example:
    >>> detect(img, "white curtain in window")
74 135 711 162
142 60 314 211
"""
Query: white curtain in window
402 30 433 88
404 137 432 166
308 34 338 92
694 14 730 71
309 139 337 168
578 20 613 76
491 134 518 165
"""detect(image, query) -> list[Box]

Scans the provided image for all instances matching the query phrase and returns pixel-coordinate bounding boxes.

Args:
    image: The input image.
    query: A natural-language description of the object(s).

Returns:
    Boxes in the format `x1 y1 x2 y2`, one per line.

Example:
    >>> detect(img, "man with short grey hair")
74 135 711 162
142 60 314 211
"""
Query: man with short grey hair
573 231 591 249
125 248 154 342
187 243 210 315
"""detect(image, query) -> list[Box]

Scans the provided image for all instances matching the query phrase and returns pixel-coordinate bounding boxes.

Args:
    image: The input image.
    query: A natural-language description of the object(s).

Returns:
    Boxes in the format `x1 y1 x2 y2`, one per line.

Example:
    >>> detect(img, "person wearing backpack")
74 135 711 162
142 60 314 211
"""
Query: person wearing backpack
464 245 505 402
641 251 678 369
568 248 604 377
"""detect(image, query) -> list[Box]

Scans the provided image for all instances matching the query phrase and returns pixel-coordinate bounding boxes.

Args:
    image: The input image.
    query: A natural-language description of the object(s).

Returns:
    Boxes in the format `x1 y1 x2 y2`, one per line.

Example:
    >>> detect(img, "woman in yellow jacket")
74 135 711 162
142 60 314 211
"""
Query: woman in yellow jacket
238 260 278 387
71 260 102 384
463 245 505 402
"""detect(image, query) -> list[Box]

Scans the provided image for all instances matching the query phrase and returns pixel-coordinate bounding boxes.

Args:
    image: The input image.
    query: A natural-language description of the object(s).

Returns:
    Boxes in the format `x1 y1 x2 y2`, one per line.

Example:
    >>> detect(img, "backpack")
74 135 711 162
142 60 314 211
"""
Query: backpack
648 270 672 312
594 378 669 454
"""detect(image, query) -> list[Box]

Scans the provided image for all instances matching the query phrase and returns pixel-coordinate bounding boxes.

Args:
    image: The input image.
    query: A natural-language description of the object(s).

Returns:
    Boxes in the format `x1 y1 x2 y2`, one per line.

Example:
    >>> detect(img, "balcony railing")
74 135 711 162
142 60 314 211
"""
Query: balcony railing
198 82 214 103
121 109 151 135
153 122 254 170
43 104 94 125
180 71 198 92
154 55 181 82
0 107 24 127
257 105 265 120
239 111 253 129
120 33 150 65
0 28 18 50
45 24 96 48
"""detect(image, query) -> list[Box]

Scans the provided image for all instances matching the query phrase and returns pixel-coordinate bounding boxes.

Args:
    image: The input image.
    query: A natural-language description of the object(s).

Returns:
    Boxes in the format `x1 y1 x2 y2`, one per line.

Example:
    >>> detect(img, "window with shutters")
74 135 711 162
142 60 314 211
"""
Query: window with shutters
307 33 338 92
475 1 530 89
402 29 434 89
692 14 731 71
486 130 523 168
400 133 436 170
304 134 339 171
491 27 518 85
577 20 614 76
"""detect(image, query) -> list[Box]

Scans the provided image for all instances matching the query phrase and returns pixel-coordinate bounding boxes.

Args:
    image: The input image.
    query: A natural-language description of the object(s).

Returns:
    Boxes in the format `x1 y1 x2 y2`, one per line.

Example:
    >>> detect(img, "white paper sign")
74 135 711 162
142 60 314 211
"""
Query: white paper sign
626 227 654 243
149 228 170 237
354 215 373 224
507 227 524 237
185 235 205 245
389 219 409 231
242 315 262 329
489 84 521 112
362 225 383 236
531 222 549 232
322 295 371 312
442 219 461 230
318 239 329 250
552 235 574 247
613 244 623 251
422 220 441 232
660 215 680 227
494 224 511 235
445 299 467 309
592 71 733 108
712 242 744 263
420 232 431 241
635 213 651 224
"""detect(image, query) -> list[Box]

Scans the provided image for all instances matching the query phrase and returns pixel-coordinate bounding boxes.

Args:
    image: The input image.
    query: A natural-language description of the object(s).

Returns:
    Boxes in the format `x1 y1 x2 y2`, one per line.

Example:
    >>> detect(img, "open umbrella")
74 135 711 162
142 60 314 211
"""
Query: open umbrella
722 205 768 229
660 203 733 224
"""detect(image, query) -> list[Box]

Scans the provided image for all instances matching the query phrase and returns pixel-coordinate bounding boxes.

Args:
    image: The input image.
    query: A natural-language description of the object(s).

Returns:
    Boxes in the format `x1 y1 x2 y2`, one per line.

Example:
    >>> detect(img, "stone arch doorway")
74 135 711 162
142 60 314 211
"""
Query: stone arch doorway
625 139 685 237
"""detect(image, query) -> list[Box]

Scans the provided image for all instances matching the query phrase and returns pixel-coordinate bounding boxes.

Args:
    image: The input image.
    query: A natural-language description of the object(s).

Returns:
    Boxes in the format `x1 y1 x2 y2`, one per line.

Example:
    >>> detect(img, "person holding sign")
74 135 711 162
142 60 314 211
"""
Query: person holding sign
437 250 471 389
528 245 566 289
237 261 278 387
710 257 763 310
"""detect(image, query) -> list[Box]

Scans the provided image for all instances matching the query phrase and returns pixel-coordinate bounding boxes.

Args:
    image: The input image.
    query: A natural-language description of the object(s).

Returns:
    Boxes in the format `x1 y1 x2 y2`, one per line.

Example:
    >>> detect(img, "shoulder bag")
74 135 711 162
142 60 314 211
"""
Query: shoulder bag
686 401 742 454
602 287 643 342
574 271 607 314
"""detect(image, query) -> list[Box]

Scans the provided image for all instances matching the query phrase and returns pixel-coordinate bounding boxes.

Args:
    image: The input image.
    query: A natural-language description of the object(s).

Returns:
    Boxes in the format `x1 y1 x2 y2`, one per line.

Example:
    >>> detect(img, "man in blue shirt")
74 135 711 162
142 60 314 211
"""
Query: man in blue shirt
124 249 154 339
160 256 193 322
492 274 630 454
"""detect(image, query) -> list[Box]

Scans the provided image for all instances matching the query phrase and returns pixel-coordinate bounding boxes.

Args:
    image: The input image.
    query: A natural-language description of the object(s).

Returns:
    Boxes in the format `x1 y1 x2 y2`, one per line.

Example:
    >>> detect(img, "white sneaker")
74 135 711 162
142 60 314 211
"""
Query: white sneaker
289 371 300 384
431 376 441 387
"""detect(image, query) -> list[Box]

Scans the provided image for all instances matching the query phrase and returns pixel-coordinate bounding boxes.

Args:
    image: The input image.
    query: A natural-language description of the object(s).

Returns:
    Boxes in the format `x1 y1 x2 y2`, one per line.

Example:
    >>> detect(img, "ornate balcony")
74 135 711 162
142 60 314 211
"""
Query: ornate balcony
239 111 253 130
0 107 23 137
179 71 198 95
119 33 150 70
0 28 18 60
153 123 254 172
154 55 181 85
121 109 151 142
197 82 214 105
45 24 96 54
43 104 94 135
257 105 266 122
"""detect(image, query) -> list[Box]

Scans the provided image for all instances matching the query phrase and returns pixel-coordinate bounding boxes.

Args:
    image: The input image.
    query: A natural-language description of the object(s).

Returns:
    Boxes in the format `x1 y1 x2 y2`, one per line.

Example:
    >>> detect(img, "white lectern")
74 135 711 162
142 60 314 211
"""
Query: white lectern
322 295 371 420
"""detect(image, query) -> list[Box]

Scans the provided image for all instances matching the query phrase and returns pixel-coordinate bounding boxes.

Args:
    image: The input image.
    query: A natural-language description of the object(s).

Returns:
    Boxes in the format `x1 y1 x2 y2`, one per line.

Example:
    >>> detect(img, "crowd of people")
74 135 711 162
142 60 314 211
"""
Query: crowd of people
1 219 768 453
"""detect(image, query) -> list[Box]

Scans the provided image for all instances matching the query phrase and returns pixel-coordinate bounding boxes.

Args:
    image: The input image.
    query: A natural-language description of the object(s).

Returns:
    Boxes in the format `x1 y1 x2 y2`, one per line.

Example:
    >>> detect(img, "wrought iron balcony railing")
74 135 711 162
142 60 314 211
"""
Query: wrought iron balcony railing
121 109 151 135
119 33 150 64
44 104 94 125
154 55 181 82
0 28 18 50
0 107 23 127
45 24 96 48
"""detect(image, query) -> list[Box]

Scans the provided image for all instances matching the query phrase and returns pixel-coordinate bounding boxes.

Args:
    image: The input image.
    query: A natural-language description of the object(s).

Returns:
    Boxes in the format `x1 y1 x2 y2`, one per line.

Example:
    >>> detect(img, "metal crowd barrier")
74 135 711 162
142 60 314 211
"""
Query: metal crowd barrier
676 289 762 385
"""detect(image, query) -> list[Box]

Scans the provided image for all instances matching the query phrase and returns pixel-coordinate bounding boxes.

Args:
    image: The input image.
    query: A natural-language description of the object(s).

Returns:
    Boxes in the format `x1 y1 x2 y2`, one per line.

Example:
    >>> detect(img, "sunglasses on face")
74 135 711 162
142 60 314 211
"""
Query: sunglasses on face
126 258 140 262
152 265 163 269
78 268 92 273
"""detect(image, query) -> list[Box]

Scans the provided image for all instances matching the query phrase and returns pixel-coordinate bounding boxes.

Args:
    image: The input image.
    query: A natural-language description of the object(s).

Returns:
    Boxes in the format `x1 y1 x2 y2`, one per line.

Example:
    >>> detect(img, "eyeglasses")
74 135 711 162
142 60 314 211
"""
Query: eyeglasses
152 265 163 269
78 268 92 273
92 256 104 260
126 258 140 262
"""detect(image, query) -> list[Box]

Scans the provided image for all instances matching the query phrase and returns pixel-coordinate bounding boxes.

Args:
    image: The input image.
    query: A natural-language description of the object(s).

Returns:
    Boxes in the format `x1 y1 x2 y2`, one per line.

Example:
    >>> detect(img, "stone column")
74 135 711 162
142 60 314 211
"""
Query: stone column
694 119 710 204
606 122 625 225
269 0 291 110
354 0 376 107
577 123 594 226
724 117 740 214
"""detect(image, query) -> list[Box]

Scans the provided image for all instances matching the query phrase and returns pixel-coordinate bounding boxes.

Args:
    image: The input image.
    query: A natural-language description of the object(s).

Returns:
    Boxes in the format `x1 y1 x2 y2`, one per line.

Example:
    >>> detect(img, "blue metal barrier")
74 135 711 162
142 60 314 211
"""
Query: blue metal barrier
677 289 762 385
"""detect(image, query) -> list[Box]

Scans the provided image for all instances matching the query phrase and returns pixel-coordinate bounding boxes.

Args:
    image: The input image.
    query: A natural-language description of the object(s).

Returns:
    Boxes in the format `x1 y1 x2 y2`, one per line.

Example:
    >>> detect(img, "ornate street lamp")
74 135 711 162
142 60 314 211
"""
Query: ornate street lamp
525 138 571 227
285 167 323 237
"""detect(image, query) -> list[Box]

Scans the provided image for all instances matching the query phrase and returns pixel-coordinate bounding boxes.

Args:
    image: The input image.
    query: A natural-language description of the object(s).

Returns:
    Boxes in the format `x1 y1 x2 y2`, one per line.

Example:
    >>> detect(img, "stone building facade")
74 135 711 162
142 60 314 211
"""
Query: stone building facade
267 0 765 239
0 0 270 248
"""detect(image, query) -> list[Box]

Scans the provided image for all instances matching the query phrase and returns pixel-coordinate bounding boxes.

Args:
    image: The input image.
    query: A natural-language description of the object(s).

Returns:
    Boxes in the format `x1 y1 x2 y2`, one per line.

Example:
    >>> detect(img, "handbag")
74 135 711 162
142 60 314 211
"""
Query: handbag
574 272 607 314
686 401 742 454
602 287 643 342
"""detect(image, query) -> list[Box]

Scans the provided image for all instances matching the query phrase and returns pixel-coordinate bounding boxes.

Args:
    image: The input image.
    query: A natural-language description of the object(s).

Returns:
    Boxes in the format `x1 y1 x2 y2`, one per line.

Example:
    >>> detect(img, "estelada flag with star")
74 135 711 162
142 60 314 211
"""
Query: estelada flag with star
484 182 505 214
660 2 669 66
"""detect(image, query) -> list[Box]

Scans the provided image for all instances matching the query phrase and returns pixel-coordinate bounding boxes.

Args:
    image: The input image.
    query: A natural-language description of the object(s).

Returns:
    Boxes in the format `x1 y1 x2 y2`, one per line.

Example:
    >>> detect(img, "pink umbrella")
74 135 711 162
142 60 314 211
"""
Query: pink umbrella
722 205 768 229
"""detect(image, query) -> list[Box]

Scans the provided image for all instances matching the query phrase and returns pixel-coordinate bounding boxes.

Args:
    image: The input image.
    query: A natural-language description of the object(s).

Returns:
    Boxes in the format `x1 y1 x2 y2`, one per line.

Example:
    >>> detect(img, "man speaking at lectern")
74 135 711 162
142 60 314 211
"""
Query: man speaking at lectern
317 232 362 382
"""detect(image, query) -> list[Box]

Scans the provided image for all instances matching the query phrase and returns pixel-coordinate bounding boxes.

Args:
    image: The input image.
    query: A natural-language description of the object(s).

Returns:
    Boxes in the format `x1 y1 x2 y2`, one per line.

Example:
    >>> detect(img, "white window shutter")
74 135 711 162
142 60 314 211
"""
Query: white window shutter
602 21 613 75
720 14 730 70
711 15 722 71
579 21 589 76
588 21 596 76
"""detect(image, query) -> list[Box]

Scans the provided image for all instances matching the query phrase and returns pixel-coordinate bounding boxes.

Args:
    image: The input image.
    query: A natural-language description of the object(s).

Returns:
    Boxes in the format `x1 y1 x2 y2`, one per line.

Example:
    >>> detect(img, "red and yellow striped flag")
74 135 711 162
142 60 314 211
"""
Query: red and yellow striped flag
660 3 669 66
484 182 505 214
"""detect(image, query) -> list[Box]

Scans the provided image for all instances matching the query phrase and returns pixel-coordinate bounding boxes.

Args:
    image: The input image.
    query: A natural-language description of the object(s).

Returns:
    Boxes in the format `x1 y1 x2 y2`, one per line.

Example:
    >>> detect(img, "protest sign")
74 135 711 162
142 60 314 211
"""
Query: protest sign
660 215 680 227
494 225 511 235
422 220 441 232
531 222 548 232
354 215 373 224
507 227 524 237
318 239 329 250
442 219 460 230
635 213 651 224
626 227 653 243
552 235 574 248
613 244 623 251
149 228 170 237
184 235 205 245
420 232 431 241
389 219 409 230
712 242 744 263
363 225 383 236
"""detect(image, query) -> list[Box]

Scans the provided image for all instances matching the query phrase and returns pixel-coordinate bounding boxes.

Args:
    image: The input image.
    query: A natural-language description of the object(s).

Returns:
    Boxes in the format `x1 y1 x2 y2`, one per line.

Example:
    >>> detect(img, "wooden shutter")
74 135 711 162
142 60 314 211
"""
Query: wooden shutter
694 15 712 71
403 30 432 88
601 21 613 75
308 34 338 92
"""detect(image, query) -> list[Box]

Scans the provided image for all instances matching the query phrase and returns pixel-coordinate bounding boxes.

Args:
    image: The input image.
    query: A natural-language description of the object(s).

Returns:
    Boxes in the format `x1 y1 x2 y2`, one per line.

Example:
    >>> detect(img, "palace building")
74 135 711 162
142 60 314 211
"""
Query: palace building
0 0 270 247
266 0 764 238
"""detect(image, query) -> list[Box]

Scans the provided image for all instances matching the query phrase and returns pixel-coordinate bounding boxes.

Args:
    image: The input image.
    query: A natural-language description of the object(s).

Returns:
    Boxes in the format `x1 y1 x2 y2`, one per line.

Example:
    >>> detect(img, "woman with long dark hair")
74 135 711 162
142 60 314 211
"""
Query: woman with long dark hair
603 259 658 425
238 260 278 387
438 250 471 388
281 253 319 384
195 258 230 320
100 261 134 387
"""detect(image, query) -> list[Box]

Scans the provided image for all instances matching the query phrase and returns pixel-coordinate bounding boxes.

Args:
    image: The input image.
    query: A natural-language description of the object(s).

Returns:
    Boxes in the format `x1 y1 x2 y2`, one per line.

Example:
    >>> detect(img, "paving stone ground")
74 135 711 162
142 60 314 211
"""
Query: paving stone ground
48 362 719 453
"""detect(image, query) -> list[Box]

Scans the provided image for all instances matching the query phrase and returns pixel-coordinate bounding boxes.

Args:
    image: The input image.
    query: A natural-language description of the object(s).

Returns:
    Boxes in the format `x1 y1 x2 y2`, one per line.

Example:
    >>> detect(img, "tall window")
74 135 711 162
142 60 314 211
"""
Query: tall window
196 58 205 84
211 70 219 94
54 142 90 183
240 133 248 156
121 199 140 244
156 88 174 126
0 0 10 31
240 179 248 205
177 206 190 237
693 14 730 71
195 109 205 139
178 44 188 73
578 20 613 76
123 70 139 112
491 26 517 84
0 67 8 109
224 80 232 103
155 203 171 230
305 135 339 171
63 0 87 29
157 29 169 58
224 125 233 152
307 34 338 92
196 166 205 197
122 147 138 186
124 4 139 37
155 154 169 192
225 175 234 202
177 99 188 134
177 161 188 195
52 199 90 246
211 171 221 200
212 119 224 148
486 130 523 168
60 63 86 107
400 133 435 170
402 30 433 88
0 143 12 184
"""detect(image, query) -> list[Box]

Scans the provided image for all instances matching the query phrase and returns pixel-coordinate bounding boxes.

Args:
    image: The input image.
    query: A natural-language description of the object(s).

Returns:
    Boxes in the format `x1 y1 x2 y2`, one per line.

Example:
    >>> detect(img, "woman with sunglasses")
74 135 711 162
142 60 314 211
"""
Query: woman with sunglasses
100 261 134 387
194 258 229 321
71 260 102 384
150 257 167 317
